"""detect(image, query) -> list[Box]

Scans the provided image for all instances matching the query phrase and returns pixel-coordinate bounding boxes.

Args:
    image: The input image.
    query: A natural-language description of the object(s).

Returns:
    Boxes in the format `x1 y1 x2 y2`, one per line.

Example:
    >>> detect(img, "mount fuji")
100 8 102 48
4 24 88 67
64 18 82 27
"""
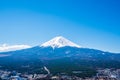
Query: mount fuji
0 36 120 77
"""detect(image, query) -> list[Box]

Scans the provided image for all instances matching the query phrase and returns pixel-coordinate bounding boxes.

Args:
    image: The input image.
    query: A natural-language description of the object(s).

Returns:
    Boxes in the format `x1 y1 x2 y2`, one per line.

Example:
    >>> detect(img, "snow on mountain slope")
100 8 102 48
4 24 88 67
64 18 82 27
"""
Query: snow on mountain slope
0 44 31 52
41 36 81 48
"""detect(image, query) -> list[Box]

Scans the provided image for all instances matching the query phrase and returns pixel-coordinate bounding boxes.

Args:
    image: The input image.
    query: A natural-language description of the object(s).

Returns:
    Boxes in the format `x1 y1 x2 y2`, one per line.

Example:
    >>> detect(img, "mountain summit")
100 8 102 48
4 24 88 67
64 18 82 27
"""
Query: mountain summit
41 36 81 48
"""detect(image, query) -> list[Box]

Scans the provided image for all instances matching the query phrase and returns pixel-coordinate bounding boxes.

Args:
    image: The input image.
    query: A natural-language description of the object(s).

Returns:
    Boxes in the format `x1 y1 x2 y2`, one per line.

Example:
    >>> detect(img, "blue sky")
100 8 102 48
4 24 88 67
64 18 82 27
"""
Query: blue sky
0 0 120 52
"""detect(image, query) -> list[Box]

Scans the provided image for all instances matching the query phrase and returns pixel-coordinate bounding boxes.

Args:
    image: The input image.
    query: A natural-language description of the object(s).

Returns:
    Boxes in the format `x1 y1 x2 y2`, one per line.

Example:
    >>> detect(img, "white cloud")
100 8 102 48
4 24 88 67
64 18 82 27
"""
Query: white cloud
0 43 31 52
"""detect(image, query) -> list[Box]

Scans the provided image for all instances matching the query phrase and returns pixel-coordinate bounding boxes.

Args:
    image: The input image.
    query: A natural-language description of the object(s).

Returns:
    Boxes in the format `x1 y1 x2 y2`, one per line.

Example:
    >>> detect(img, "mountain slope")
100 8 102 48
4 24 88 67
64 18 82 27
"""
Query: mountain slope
0 46 120 77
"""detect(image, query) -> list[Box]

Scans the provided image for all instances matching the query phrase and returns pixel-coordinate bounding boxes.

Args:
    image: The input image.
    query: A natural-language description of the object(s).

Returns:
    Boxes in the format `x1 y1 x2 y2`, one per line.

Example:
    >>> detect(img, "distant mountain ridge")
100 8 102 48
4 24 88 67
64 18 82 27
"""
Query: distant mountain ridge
0 36 120 62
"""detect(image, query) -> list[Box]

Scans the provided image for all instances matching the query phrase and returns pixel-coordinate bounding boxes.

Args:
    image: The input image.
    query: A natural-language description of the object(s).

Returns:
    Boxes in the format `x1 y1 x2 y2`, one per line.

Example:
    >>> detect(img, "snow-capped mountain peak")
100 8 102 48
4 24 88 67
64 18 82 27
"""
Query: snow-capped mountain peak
41 36 81 48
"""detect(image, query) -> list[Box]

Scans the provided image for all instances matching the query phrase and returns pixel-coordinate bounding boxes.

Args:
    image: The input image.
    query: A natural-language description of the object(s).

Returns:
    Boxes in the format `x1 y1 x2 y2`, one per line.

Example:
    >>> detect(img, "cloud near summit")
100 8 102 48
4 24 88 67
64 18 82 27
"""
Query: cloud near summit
0 44 31 52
